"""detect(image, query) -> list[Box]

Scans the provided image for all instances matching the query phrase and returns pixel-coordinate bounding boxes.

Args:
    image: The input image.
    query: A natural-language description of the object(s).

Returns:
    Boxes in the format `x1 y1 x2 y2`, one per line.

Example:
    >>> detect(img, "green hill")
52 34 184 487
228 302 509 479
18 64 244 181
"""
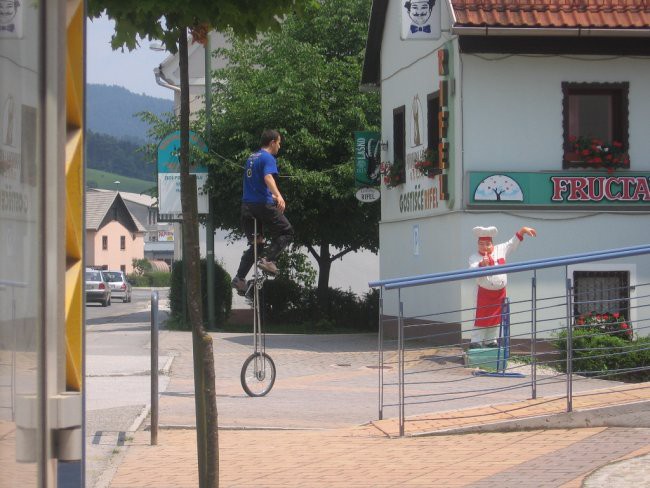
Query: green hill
86 168 156 195
87 84 173 142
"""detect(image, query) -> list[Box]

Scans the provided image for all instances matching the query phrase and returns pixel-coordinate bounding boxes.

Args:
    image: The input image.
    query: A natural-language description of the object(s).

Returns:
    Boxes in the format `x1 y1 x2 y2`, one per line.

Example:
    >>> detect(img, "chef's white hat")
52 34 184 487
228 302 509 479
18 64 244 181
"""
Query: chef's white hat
473 226 498 240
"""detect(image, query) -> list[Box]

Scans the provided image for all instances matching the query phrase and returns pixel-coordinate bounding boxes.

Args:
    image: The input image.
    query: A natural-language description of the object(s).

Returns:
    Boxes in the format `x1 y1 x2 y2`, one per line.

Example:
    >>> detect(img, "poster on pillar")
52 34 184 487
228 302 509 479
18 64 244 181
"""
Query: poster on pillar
401 0 441 40
157 130 209 218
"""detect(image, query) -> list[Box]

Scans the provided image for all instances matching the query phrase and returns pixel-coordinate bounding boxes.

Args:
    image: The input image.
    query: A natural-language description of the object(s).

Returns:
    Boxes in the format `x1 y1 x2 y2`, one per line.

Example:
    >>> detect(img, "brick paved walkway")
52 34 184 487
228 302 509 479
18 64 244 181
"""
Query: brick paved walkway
109 426 650 488
103 331 650 487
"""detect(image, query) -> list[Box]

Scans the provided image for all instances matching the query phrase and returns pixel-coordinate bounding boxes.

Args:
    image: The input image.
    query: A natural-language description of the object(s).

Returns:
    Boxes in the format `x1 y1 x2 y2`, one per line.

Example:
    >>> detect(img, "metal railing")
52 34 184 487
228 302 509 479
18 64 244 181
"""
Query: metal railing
370 244 650 436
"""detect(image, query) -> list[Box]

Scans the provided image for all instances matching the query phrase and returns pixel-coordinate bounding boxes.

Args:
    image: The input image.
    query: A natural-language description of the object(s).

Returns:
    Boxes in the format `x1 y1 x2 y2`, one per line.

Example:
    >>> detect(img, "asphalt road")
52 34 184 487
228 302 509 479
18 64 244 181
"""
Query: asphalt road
85 288 171 488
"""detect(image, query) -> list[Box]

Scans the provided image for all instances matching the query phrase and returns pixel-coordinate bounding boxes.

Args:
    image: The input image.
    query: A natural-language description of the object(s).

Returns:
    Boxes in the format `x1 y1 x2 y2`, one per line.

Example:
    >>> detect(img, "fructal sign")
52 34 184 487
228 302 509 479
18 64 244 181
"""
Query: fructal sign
551 176 650 202
468 171 650 209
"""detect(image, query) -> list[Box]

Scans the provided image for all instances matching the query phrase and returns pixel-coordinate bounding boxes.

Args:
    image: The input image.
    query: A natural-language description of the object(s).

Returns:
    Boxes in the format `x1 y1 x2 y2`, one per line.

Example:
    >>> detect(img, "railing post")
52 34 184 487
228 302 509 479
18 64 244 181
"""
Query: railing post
565 276 573 413
398 288 404 437
151 290 159 445
378 287 384 421
531 271 537 399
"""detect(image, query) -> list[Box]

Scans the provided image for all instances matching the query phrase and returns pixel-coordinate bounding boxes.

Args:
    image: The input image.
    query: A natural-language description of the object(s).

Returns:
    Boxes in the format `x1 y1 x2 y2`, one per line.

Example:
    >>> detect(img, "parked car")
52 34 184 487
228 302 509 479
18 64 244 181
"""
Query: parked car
85 268 111 306
103 270 132 303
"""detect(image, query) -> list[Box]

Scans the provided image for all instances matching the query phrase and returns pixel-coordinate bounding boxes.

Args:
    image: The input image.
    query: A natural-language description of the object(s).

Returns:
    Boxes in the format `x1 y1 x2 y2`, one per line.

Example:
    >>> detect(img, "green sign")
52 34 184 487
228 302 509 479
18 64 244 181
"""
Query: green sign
354 131 381 187
468 171 650 208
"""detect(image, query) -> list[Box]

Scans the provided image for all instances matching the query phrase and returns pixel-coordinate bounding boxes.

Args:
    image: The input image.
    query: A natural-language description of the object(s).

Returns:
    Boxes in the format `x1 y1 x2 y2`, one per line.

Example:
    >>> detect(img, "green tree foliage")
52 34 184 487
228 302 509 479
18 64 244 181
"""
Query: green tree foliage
203 0 380 305
88 2 311 486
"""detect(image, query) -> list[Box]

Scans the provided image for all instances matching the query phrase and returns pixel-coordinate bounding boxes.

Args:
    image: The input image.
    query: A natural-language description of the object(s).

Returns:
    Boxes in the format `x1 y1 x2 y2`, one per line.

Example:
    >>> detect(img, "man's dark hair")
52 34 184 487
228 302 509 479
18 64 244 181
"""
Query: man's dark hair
404 0 435 11
260 129 281 147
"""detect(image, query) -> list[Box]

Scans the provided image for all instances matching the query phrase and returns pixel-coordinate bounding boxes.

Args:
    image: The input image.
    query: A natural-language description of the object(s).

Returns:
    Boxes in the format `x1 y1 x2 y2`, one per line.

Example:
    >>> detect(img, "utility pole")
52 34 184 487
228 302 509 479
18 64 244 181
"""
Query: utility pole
204 34 217 329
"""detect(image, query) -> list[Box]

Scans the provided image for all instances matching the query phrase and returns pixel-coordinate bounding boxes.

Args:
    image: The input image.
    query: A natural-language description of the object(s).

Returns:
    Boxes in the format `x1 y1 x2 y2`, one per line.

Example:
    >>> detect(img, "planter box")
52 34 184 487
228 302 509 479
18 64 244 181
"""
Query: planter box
465 347 507 372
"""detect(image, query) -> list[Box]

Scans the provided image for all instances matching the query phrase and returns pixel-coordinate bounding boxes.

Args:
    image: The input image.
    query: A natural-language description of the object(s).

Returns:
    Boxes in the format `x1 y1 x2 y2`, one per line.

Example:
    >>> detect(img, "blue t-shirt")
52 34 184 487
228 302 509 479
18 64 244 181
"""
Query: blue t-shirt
242 149 278 204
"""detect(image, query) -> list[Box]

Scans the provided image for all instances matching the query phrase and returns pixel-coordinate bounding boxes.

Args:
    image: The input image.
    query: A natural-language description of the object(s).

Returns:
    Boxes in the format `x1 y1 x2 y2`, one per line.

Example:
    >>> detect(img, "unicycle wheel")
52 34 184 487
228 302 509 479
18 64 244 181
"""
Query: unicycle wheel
240 352 276 397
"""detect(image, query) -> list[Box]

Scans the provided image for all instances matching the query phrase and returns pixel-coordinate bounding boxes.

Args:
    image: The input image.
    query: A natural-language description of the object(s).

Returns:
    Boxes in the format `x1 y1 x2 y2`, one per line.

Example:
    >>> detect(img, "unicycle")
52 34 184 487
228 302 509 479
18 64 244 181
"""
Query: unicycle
240 219 277 397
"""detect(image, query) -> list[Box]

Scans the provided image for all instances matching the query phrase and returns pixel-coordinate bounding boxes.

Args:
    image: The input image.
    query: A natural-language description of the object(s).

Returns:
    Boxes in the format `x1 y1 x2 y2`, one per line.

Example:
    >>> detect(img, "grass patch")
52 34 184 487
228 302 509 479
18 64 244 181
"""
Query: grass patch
87 168 155 194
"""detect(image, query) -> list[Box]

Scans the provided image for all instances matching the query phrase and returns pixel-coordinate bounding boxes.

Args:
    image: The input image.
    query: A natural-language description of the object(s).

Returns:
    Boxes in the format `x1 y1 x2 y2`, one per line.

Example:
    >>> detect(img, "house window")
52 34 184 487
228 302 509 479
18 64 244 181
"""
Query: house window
393 106 406 178
120 236 126 250
102 236 108 250
562 82 629 169
573 270 630 319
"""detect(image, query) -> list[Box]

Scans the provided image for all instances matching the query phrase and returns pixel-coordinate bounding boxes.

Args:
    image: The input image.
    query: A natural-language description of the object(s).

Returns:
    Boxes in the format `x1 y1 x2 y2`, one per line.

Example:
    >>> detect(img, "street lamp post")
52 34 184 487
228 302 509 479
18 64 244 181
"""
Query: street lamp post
204 35 217 330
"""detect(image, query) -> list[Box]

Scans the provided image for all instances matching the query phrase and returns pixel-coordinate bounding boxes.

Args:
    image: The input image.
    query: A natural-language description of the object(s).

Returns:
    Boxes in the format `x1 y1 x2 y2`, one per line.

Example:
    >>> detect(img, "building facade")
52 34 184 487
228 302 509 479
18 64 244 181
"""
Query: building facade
85 191 146 274
1 1 85 485
362 0 650 337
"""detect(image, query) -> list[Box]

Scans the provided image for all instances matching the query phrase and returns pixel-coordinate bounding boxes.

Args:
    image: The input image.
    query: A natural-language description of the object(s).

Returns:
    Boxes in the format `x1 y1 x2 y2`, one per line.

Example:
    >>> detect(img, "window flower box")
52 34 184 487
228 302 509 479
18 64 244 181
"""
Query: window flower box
564 136 630 172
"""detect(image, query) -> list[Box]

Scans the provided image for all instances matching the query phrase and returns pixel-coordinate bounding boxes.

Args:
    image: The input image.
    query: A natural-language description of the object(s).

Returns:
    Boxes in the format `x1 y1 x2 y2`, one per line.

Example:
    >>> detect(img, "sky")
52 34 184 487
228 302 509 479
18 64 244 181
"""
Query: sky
86 15 174 100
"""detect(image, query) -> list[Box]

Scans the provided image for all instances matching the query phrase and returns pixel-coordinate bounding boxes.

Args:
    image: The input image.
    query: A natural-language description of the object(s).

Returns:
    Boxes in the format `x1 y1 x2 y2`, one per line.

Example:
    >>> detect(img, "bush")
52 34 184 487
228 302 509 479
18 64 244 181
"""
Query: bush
127 270 171 287
260 279 379 333
555 327 650 382
169 259 232 330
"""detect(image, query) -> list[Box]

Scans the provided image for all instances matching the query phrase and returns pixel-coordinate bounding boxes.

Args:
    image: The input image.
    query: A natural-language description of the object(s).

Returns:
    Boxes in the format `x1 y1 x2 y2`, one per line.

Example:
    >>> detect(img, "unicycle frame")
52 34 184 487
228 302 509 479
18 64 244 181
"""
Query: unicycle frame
240 218 276 396
251 218 266 358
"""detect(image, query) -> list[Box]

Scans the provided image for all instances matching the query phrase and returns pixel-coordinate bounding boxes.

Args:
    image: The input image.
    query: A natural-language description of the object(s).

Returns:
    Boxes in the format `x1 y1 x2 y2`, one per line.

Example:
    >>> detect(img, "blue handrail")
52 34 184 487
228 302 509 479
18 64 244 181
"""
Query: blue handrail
369 244 650 291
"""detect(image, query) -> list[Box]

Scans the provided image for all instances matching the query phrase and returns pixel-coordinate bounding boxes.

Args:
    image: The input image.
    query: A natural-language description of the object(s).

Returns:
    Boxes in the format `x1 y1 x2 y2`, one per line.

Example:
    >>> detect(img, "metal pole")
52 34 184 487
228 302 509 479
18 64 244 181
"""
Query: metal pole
398 288 404 437
204 34 217 330
378 287 384 420
566 275 573 413
181 223 188 325
531 272 537 399
151 291 159 445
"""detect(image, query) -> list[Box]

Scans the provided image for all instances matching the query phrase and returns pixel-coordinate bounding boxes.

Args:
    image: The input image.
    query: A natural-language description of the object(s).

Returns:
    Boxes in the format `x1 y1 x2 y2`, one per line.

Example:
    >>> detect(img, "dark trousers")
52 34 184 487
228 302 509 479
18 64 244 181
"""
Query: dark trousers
236 202 293 279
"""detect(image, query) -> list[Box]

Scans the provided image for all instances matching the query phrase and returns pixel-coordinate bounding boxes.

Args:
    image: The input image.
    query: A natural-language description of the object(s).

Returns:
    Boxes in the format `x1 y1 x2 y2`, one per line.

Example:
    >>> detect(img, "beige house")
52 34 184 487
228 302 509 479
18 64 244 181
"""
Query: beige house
85 191 146 273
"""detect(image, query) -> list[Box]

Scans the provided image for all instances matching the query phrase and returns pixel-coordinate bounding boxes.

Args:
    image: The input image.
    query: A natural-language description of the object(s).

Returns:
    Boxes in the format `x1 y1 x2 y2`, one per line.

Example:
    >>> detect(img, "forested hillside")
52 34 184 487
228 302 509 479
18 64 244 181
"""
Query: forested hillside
86 84 173 184
86 130 155 181
87 84 173 142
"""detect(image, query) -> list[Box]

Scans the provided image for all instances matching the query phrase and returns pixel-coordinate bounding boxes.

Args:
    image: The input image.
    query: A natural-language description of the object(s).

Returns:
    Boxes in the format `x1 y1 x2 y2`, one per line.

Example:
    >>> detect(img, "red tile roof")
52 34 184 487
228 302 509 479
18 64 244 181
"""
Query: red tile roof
451 0 650 29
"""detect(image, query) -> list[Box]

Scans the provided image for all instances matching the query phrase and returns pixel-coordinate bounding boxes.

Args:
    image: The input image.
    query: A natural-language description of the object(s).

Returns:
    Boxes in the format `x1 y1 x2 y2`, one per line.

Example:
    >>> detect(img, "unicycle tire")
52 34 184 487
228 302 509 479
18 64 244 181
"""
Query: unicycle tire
240 352 276 397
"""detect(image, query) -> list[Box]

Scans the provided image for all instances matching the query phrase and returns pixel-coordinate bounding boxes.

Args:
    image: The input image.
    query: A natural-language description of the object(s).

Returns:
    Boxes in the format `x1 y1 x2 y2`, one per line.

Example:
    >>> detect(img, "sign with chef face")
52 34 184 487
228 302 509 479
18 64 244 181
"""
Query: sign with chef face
401 0 440 40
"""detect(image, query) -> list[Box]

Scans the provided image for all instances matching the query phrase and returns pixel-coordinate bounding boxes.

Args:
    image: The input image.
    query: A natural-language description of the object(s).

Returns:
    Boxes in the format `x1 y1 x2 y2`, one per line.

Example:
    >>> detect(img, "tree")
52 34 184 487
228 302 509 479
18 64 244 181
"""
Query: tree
87 2 308 486
203 0 380 307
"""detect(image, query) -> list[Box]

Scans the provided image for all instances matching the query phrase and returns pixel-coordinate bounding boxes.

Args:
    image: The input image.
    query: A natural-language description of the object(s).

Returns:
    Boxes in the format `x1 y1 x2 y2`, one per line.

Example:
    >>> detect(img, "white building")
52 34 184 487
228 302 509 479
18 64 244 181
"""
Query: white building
362 0 650 337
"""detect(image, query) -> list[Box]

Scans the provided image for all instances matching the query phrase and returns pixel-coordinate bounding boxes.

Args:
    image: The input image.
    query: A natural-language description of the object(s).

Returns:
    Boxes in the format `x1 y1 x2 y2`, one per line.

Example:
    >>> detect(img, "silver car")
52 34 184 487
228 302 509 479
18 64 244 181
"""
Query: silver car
85 269 111 306
103 270 132 303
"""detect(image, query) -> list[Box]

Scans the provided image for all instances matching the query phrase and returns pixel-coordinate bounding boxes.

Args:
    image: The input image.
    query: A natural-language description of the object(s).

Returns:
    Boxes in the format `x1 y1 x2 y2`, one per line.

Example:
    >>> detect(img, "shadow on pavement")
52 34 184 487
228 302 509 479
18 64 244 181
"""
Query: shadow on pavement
221 333 378 353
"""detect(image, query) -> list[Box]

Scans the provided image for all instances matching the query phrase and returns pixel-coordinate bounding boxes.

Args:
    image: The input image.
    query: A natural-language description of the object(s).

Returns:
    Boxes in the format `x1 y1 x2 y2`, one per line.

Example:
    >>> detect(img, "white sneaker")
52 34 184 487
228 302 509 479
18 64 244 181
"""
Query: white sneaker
257 258 278 275
231 276 248 295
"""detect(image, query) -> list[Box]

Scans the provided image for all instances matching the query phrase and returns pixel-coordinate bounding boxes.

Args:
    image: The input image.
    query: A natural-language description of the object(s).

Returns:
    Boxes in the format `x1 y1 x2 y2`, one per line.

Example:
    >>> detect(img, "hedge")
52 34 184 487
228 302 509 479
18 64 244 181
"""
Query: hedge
555 327 650 382
169 259 232 330
260 278 378 333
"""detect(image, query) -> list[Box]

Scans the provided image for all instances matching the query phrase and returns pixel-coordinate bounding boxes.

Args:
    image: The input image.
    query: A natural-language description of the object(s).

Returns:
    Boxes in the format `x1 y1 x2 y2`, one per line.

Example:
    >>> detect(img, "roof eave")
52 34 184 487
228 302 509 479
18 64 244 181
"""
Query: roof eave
361 0 389 89
452 26 650 37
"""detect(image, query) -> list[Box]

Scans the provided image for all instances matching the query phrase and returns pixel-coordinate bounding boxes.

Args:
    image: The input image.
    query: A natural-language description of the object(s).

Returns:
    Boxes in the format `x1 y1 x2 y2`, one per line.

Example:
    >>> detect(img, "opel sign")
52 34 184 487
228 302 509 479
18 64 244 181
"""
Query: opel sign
355 187 381 203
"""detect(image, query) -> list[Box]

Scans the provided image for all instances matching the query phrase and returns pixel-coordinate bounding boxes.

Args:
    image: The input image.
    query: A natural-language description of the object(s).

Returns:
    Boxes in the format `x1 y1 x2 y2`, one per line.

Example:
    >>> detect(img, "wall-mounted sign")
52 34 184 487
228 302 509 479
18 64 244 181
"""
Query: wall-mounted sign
157 230 174 242
355 187 380 203
157 130 209 218
0 0 23 38
401 0 441 40
354 131 381 187
469 171 650 208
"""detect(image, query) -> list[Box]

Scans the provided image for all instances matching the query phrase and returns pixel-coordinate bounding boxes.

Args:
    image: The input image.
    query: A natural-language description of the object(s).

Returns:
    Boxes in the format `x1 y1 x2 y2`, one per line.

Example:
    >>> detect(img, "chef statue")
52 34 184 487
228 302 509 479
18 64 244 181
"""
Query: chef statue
469 225 537 348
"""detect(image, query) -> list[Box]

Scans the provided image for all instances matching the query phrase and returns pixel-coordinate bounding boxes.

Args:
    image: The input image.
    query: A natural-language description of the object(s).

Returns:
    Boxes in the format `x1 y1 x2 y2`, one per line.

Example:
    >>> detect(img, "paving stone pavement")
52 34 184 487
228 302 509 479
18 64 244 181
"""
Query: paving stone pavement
103 329 650 488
